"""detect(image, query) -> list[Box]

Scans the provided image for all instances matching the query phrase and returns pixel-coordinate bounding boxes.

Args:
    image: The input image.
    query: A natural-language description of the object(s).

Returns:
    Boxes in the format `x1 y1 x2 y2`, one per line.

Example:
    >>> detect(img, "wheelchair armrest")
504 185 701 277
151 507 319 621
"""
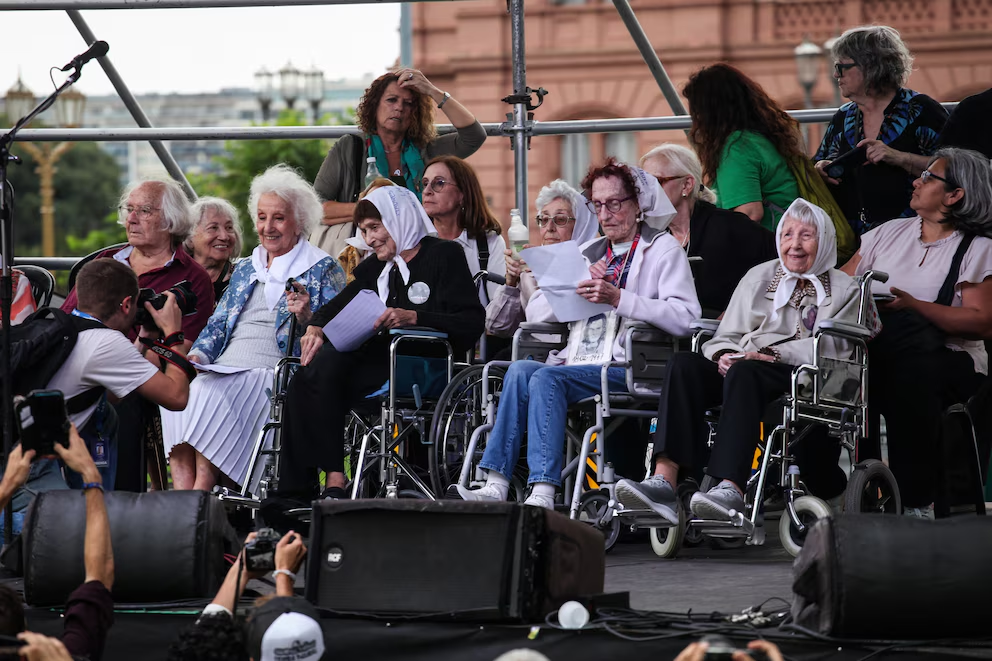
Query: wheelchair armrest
389 327 448 339
690 319 721 334
518 321 569 334
817 319 871 340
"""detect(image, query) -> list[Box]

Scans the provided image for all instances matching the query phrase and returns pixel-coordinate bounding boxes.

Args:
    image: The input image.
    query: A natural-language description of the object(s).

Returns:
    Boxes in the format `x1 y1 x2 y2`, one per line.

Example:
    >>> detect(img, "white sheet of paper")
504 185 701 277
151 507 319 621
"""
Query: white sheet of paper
322 288 387 352
194 363 253 375
520 242 612 322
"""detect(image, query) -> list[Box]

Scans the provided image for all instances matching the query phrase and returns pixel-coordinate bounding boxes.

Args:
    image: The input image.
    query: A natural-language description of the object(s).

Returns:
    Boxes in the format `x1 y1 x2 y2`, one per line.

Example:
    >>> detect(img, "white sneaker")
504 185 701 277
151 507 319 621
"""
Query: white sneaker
903 504 935 520
523 493 556 510
454 483 505 502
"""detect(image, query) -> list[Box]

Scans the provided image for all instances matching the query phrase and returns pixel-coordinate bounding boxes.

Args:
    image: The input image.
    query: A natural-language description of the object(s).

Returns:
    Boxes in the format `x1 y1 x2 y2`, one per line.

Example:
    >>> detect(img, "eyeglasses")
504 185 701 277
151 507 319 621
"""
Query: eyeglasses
833 61 858 77
119 205 161 220
535 213 575 228
920 169 950 185
421 177 458 194
586 196 633 215
655 175 687 186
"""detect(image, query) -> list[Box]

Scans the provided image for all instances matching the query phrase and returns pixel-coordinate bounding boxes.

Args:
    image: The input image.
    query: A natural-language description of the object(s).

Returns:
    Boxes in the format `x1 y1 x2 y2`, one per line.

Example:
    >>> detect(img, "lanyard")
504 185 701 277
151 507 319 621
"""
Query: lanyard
71 309 104 324
605 232 640 291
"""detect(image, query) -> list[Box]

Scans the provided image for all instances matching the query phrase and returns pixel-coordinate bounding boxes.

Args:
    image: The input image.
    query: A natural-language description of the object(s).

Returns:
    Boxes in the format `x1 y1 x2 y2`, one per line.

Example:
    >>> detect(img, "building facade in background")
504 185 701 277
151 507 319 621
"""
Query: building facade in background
413 0 992 236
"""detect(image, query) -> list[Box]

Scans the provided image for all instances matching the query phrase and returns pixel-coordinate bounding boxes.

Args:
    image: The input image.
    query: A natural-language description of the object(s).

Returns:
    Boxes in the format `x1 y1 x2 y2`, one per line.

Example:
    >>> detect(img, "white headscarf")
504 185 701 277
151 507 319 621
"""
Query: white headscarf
570 190 601 245
365 186 436 303
250 235 329 311
628 165 677 232
771 198 837 318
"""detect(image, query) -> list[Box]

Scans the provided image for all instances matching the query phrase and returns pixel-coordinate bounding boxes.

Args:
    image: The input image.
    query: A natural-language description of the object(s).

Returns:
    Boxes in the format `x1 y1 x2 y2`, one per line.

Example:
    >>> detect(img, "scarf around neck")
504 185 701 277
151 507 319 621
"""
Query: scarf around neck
365 186 433 303
771 198 837 319
369 135 426 201
250 236 328 310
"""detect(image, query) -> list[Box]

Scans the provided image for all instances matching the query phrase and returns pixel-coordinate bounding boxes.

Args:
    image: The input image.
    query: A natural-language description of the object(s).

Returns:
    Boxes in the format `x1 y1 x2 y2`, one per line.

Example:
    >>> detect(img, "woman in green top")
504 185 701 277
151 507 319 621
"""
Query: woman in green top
683 64 803 232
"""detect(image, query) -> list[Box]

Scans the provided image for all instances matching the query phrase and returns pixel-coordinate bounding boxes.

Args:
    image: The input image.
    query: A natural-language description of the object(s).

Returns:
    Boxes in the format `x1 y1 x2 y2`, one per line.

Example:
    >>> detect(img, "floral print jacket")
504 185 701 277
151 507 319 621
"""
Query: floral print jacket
189 256 346 362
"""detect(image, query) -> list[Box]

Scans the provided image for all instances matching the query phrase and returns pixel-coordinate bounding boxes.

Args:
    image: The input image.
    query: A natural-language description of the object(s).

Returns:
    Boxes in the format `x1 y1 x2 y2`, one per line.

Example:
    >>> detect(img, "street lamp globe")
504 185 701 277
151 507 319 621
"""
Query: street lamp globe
794 36 823 91
55 87 86 128
255 67 274 122
279 62 301 110
305 67 324 123
4 76 35 124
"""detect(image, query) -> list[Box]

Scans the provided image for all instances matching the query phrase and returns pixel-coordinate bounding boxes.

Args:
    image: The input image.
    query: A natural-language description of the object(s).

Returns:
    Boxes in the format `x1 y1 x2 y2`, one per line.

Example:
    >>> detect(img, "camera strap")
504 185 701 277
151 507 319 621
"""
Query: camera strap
139 338 197 382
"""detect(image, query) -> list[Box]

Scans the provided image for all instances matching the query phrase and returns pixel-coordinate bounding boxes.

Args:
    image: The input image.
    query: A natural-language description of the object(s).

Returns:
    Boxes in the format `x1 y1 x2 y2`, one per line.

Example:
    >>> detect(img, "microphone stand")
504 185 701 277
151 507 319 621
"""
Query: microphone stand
0 68 83 546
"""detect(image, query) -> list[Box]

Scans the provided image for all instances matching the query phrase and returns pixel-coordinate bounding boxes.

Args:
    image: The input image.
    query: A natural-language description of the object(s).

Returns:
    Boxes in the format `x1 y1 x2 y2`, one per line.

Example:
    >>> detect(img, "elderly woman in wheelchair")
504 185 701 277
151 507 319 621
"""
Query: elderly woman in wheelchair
456 157 701 509
274 186 485 501
616 198 867 545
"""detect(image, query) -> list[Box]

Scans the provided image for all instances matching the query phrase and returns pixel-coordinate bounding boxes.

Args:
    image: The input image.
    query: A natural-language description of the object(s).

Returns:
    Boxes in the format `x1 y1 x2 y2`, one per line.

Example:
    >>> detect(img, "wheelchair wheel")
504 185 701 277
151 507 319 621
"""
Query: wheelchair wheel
428 364 506 495
778 495 832 558
677 481 704 547
843 458 901 515
577 490 621 551
648 495 685 559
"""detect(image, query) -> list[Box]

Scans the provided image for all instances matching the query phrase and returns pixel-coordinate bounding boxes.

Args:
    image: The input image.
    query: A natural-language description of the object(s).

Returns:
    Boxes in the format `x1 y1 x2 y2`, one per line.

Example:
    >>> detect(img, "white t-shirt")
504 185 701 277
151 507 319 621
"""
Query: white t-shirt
454 230 507 305
46 328 160 429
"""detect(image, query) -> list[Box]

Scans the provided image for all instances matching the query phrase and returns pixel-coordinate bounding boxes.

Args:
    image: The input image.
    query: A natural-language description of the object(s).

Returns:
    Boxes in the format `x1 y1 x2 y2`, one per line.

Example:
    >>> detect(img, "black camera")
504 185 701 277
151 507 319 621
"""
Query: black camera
244 528 281 572
135 280 198 331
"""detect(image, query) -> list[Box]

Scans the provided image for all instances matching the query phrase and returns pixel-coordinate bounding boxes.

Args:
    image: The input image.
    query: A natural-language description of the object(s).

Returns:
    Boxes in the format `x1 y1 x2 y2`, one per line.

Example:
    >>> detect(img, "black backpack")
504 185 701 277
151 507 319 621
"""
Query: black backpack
3 307 107 415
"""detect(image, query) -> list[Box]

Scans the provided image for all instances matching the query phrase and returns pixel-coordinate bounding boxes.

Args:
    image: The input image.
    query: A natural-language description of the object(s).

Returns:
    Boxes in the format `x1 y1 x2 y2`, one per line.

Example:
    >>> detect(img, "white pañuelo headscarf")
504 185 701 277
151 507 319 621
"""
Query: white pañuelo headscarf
771 197 838 319
628 165 677 232
570 189 601 246
250 235 330 311
365 186 436 303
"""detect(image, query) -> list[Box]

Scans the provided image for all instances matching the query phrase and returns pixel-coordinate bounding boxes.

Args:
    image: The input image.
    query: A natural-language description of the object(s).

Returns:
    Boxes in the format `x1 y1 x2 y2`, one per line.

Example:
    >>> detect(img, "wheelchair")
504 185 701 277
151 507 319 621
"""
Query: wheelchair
637 269 900 559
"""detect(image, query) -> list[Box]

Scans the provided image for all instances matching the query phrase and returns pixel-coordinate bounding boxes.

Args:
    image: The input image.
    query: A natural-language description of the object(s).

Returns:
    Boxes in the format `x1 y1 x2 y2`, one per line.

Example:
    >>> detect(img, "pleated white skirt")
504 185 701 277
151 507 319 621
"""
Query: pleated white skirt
161 367 272 487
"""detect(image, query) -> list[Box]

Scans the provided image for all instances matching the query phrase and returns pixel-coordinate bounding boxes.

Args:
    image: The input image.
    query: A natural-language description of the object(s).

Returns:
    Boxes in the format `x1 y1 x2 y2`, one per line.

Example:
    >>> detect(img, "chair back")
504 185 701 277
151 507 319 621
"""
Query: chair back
18 265 56 308
67 243 128 293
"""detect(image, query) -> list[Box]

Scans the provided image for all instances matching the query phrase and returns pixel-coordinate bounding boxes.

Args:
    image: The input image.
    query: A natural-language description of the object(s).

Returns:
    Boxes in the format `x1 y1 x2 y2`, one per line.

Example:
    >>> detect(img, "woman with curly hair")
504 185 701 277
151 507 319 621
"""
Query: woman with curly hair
683 63 803 232
310 69 486 259
814 25 948 235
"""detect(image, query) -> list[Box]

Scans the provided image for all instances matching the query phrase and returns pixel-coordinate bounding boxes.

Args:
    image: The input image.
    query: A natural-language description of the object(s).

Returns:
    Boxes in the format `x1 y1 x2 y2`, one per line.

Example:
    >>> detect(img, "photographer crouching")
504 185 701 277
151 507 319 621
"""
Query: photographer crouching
0 259 194 529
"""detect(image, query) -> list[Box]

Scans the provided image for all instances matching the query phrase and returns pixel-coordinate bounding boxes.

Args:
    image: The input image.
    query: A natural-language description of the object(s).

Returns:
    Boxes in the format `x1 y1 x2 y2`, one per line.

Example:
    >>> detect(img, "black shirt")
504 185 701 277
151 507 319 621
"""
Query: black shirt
688 200 778 316
309 237 485 353
814 88 947 234
938 88 992 159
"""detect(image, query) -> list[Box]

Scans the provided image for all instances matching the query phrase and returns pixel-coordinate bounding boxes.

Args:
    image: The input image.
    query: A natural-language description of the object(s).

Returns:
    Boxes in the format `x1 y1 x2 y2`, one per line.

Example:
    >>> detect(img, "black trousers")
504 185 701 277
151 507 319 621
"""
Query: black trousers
868 346 982 508
278 342 391 495
653 352 844 495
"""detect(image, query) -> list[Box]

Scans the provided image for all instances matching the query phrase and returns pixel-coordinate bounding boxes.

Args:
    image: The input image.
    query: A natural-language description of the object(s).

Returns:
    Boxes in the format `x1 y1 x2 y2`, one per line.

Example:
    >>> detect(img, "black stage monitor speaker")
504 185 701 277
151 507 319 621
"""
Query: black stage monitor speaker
305 499 605 622
23 490 238 606
792 514 992 639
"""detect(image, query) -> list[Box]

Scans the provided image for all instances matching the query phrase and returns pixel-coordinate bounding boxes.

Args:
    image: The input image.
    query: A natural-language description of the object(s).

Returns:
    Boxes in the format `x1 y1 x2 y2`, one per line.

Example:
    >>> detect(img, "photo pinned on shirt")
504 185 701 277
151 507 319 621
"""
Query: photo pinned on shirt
408 281 431 304
566 311 618 365
801 304 818 332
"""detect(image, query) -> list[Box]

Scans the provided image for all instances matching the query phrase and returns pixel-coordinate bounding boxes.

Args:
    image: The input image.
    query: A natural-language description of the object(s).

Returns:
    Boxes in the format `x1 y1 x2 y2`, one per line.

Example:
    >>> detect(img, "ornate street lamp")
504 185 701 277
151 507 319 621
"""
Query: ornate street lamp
4 77 85 256
255 67 274 122
279 62 301 111
304 67 324 125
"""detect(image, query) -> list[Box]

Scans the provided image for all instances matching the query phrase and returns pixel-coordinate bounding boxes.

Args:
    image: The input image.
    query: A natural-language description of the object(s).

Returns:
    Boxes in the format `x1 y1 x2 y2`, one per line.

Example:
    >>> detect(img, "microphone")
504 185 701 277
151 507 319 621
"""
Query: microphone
60 41 109 72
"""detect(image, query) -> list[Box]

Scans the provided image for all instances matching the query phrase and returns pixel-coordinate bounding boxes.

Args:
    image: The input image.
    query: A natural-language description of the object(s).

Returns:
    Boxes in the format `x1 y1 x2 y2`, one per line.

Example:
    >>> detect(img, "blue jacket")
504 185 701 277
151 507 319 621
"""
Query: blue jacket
190 256 346 361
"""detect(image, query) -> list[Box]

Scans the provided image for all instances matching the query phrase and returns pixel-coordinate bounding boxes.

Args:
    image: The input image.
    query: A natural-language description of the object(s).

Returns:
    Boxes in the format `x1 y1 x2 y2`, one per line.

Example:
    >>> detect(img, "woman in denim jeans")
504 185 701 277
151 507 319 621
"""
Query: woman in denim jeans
456 158 700 509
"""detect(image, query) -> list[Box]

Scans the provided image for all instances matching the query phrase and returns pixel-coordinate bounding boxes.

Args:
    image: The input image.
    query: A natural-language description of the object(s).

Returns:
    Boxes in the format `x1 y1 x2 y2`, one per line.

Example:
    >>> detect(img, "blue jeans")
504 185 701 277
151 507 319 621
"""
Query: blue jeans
479 361 627 486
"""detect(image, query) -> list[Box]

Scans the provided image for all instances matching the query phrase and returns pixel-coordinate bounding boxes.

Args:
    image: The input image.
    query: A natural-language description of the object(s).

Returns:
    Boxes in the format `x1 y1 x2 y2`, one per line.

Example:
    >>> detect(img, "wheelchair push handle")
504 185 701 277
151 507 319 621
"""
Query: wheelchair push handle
473 270 506 287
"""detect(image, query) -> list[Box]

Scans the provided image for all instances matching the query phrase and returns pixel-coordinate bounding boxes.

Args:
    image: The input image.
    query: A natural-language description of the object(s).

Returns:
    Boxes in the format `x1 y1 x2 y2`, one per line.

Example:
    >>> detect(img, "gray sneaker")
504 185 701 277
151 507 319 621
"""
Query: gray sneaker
690 481 746 521
615 475 679 525
903 504 935 520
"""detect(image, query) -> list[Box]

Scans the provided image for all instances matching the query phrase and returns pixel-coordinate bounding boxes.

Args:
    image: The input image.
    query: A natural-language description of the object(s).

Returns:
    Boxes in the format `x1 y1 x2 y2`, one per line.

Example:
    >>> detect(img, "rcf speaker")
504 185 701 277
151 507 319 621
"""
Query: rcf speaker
305 500 605 622
22 490 238 606
792 514 992 638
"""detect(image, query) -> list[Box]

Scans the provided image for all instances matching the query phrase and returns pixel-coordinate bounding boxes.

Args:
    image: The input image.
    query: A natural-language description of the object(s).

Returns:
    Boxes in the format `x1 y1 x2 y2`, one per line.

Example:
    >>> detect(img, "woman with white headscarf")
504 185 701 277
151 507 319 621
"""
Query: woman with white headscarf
485 179 600 337
163 164 347 491
457 158 700 509
276 185 486 500
615 198 864 524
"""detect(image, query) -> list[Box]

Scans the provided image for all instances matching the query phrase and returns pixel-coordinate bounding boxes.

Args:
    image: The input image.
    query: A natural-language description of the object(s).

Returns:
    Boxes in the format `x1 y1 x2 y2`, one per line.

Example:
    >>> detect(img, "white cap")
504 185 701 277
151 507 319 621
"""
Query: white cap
259 612 325 661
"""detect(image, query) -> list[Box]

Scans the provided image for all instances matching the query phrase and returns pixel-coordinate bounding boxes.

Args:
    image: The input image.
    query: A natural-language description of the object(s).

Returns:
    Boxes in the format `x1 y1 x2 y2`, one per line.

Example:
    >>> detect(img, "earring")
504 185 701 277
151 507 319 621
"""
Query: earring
682 192 687 198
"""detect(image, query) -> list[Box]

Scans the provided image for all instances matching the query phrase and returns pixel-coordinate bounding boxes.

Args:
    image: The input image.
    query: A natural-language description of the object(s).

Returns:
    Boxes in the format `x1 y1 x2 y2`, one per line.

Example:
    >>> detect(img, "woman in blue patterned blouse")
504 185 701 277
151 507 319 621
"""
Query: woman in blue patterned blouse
814 25 947 235
162 164 346 491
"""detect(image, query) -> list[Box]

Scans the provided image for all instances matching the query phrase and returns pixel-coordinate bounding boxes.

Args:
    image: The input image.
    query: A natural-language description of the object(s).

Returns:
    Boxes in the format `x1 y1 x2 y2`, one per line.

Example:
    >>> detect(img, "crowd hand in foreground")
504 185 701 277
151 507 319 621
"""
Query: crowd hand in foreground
16 632 74 661
274 530 308 597
674 639 783 661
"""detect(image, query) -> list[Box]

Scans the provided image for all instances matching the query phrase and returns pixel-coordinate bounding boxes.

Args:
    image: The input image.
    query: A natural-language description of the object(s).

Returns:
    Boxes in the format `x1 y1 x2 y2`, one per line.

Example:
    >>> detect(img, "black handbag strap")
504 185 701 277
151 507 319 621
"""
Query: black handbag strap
935 234 975 307
351 134 366 202
475 233 489 273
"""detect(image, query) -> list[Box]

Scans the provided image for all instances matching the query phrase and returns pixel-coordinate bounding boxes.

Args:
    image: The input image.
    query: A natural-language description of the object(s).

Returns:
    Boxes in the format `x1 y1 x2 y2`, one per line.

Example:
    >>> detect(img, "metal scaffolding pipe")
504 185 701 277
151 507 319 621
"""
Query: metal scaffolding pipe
612 0 687 116
508 0 529 221
67 10 197 200
2 0 465 8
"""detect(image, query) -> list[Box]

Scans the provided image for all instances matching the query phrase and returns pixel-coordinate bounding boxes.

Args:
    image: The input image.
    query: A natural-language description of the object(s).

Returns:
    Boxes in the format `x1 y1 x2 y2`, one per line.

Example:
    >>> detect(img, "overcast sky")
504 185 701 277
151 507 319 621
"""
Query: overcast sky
1 7 401 99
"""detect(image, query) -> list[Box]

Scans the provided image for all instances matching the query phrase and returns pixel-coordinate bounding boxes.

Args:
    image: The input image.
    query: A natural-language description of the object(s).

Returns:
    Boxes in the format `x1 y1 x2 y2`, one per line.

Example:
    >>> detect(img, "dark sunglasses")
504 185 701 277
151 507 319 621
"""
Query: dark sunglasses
421 177 458 194
833 61 858 77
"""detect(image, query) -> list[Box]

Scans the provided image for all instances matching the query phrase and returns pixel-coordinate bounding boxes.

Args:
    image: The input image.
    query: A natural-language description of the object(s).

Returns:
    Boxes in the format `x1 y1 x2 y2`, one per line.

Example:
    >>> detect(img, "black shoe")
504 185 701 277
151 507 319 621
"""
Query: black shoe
319 486 348 500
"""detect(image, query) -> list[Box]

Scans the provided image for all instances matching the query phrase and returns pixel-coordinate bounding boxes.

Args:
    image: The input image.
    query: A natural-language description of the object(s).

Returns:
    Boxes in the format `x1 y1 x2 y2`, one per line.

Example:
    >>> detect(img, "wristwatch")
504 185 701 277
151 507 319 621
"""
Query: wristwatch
437 91 451 109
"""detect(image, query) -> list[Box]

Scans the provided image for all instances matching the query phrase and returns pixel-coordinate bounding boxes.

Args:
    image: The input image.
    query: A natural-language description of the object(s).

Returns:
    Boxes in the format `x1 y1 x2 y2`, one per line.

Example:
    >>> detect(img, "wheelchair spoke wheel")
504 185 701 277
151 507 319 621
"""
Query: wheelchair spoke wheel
577 490 621 551
844 458 902 515
779 495 831 558
428 364 505 495
649 496 685 559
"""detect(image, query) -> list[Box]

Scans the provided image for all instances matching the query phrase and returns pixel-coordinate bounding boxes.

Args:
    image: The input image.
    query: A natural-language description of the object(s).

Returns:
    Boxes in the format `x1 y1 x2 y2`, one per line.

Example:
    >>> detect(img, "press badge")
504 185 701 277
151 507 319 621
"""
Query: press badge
408 281 431 304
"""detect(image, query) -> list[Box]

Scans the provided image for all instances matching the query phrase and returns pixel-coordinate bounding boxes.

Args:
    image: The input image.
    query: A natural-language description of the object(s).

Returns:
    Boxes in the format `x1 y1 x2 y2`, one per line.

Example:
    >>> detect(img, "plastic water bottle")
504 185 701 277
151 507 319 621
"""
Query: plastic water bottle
364 156 382 188
508 208 528 256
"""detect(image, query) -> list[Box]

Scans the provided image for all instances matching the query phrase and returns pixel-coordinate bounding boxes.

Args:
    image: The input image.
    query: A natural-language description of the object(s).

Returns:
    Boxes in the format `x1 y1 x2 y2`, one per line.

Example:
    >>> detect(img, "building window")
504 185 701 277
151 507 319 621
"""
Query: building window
605 132 637 165
561 133 589 187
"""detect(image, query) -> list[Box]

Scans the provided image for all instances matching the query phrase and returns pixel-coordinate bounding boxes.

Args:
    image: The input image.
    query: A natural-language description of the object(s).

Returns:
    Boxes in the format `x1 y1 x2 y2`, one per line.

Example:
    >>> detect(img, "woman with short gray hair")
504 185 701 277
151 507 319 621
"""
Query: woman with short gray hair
814 25 948 235
185 196 244 303
841 147 992 518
